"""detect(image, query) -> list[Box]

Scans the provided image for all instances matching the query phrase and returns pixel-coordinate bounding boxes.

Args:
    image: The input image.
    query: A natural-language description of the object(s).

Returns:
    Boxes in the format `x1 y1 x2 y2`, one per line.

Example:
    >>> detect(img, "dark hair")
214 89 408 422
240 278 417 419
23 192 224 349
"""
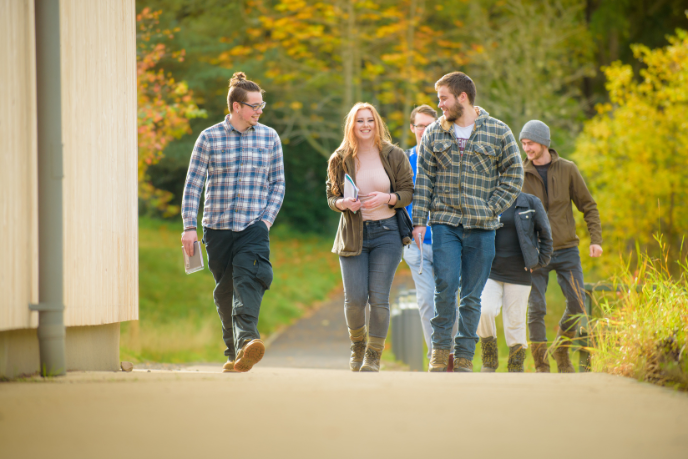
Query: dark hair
435 71 476 105
227 72 264 112
410 105 438 124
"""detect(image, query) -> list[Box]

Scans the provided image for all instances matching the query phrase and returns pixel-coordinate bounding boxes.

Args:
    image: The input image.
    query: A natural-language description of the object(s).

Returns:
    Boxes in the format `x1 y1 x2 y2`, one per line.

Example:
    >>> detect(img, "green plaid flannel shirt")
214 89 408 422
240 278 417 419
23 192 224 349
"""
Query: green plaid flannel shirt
412 107 523 230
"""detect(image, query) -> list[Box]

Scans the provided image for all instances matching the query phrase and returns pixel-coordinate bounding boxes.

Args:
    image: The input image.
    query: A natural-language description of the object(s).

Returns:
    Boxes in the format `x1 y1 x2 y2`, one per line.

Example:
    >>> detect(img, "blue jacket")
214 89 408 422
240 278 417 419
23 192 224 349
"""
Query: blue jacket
405 147 432 244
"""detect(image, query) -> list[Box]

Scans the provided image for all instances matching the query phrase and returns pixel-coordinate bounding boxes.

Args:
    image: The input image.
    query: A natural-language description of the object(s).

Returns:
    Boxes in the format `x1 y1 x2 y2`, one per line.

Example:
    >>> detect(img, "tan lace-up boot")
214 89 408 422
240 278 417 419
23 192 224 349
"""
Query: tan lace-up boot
222 360 238 373
234 339 265 372
480 337 498 372
530 342 551 373
550 329 576 373
360 336 385 372
428 349 450 372
452 357 473 372
348 325 367 372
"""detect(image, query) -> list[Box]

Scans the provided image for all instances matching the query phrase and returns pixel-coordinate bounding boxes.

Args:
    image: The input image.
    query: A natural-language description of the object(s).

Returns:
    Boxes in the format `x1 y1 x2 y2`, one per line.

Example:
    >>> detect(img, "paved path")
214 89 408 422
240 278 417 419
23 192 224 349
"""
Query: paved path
261 270 414 370
3 271 687 458
2 368 687 458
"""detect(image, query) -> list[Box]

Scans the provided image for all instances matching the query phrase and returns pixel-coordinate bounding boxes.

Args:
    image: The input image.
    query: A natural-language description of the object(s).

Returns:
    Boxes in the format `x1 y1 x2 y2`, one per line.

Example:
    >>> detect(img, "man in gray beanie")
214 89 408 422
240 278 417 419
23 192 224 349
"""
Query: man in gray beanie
519 120 602 373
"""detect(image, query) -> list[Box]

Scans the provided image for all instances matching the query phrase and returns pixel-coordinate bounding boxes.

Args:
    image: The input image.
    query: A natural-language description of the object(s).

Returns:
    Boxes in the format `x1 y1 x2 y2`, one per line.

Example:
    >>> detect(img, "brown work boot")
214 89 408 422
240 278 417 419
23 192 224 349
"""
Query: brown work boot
452 356 473 372
234 339 265 372
360 336 385 372
480 337 499 372
428 349 450 372
550 329 576 373
507 345 526 372
348 325 367 372
530 342 551 373
222 359 238 373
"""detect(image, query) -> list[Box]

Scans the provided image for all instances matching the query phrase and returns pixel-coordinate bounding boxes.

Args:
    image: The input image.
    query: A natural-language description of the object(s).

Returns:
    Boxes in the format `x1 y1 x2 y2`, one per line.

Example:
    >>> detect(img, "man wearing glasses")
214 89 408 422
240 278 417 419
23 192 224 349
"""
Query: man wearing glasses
181 72 285 373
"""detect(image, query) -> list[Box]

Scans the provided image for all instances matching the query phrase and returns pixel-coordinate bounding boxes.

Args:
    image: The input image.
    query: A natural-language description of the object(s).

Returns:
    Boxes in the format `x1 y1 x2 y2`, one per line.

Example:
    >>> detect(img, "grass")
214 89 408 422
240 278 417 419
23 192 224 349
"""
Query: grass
588 241 688 390
121 217 341 363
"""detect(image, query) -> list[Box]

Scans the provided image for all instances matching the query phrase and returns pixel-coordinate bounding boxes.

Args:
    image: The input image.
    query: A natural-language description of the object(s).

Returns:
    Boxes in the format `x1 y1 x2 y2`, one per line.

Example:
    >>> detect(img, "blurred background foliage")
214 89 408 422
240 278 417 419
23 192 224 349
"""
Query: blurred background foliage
137 1 687 271
130 0 687 363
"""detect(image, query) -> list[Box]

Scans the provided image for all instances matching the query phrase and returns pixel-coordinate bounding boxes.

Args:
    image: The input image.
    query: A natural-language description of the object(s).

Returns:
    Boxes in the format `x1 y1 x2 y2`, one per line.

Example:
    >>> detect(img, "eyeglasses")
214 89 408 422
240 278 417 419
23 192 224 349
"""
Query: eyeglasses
412 124 430 130
241 101 267 111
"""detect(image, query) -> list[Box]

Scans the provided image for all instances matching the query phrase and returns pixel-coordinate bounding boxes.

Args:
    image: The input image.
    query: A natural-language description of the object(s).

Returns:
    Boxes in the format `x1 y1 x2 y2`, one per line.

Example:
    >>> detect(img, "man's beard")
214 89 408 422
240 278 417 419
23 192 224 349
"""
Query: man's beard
529 145 547 161
445 102 463 122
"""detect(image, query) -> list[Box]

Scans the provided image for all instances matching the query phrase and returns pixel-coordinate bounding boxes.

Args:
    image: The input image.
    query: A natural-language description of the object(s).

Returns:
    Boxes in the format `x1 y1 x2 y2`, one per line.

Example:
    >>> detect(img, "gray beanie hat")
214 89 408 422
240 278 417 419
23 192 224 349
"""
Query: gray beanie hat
519 120 551 147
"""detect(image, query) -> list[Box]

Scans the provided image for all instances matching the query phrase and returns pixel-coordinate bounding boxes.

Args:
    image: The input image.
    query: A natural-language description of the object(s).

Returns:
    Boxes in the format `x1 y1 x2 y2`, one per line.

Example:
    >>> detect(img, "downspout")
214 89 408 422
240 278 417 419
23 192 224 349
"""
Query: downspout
30 0 66 377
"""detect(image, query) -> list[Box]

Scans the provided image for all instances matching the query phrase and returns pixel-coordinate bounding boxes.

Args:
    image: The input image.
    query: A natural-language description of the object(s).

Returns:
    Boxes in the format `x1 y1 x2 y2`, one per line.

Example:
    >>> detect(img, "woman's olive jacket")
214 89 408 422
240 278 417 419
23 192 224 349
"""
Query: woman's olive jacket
326 143 414 256
514 192 553 270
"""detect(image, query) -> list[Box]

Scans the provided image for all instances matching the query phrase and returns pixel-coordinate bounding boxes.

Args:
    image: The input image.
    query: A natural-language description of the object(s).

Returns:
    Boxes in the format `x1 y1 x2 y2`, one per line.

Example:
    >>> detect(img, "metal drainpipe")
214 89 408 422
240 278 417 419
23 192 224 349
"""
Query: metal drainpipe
29 0 66 377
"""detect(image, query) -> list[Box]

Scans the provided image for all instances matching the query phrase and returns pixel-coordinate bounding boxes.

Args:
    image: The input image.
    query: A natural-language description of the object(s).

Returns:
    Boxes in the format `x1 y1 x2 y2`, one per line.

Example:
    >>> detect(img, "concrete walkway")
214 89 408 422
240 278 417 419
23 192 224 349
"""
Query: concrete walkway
2 271 687 458
1 368 687 458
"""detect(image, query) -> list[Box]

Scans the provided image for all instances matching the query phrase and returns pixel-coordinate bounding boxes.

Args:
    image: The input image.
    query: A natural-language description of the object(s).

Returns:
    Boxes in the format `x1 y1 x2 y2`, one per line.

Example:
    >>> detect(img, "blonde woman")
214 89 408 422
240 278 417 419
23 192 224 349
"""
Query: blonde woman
326 103 414 372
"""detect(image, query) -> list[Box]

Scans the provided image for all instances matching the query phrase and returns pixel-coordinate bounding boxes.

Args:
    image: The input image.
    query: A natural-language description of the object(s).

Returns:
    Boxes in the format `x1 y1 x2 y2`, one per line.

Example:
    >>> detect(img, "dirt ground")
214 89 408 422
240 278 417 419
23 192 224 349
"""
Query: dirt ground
2 270 687 458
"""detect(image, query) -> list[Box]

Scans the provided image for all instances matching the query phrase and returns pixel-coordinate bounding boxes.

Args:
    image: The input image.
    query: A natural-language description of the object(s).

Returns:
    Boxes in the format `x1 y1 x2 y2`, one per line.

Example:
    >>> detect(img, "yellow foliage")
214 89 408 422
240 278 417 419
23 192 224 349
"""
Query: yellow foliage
572 28 688 275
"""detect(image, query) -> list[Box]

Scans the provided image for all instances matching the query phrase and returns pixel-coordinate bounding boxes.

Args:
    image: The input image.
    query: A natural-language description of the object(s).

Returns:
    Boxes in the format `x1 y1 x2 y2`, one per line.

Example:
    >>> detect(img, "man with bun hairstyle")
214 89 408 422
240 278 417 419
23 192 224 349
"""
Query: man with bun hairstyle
181 72 285 373
412 71 524 372
519 120 602 373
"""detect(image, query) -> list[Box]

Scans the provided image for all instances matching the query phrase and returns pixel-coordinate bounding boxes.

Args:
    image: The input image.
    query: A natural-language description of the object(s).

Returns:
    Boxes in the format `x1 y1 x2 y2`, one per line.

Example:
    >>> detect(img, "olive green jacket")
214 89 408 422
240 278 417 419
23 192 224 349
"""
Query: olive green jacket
522 149 602 251
326 143 414 256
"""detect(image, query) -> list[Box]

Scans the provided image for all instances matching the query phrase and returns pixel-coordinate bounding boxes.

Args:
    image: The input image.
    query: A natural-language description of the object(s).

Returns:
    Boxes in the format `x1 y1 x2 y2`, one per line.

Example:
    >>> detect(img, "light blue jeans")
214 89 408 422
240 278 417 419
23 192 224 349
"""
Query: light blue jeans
431 224 495 360
339 216 403 339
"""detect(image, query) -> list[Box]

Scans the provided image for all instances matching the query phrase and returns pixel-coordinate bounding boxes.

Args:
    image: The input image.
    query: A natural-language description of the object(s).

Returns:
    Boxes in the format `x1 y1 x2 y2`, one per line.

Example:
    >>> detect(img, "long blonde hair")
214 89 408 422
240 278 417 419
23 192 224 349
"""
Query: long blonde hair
327 103 392 195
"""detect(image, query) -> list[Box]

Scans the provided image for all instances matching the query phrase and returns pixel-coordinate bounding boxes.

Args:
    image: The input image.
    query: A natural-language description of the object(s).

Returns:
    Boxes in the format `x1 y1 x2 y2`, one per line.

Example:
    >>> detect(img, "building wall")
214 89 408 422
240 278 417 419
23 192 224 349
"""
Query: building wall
0 0 39 332
60 0 139 326
0 0 137 377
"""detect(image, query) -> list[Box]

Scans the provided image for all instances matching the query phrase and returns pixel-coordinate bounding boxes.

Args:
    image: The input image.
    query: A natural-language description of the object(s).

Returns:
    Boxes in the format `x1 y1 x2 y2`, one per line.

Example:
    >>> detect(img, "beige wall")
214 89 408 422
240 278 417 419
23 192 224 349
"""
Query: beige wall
61 0 138 326
0 0 39 332
0 0 138 336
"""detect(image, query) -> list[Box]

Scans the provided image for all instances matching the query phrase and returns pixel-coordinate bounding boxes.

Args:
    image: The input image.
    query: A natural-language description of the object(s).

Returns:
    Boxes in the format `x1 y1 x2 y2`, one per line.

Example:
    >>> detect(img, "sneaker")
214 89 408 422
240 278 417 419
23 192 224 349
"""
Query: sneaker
452 357 473 372
234 339 266 372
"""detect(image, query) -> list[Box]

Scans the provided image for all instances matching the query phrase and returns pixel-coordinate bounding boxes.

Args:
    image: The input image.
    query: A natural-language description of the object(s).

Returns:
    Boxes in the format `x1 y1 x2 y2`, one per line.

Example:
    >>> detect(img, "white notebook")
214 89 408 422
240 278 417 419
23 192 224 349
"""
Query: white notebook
182 241 205 274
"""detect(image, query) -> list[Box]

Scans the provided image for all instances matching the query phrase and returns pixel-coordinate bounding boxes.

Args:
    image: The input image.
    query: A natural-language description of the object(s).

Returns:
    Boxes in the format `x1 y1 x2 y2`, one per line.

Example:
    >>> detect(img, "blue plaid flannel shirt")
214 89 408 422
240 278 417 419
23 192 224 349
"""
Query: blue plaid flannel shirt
181 116 286 231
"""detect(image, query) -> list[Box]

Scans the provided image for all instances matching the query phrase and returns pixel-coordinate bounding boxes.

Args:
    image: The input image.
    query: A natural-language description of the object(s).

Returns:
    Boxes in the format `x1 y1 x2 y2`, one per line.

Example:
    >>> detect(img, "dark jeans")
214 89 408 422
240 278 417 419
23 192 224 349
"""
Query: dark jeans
203 221 273 360
339 216 403 339
528 246 585 342
431 224 495 360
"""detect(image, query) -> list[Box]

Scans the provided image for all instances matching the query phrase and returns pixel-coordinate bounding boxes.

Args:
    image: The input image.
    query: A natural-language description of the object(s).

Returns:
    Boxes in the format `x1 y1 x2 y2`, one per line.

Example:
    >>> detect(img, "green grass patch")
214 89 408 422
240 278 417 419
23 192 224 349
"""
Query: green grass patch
589 240 688 390
121 218 341 363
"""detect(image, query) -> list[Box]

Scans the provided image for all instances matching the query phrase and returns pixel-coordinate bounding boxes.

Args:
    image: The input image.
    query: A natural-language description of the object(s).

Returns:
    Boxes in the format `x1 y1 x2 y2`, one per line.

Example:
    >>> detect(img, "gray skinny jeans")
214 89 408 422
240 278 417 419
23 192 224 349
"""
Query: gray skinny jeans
339 216 403 339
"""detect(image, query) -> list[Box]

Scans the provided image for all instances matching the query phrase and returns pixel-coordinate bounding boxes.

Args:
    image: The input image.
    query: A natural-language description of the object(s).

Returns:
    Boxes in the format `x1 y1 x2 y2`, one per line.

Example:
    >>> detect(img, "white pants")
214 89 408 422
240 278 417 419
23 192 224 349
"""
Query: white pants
477 278 531 348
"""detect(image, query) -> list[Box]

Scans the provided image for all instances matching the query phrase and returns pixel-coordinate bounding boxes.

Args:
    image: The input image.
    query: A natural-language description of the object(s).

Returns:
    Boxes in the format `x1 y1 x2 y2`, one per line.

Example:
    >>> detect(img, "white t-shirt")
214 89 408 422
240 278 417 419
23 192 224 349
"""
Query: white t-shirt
453 123 474 153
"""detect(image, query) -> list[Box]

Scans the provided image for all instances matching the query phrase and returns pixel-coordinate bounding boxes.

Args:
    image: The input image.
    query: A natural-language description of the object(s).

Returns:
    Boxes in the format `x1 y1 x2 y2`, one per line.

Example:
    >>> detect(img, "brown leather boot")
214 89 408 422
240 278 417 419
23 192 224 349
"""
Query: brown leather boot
234 339 265 372
530 342 551 373
507 345 526 372
550 329 576 373
480 337 498 372
348 325 367 372
428 349 450 372
452 357 473 372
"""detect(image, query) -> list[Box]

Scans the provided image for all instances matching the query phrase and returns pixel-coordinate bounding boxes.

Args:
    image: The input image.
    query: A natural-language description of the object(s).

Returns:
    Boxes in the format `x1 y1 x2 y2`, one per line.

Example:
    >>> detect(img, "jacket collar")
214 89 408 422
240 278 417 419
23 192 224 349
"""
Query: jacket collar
515 192 528 207
438 106 488 133
523 148 560 173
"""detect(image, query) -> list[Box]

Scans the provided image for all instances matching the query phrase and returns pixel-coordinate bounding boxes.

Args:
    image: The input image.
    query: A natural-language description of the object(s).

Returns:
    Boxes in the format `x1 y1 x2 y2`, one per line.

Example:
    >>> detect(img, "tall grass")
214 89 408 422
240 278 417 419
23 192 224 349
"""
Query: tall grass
589 239 688 390
121 217 342 363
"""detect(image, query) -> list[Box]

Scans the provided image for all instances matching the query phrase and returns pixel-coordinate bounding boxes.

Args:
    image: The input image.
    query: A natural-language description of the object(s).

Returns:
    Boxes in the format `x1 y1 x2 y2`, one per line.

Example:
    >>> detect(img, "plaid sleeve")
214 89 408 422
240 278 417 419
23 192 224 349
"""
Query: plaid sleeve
487 128 523 216
181 133 210 229
261 131 286 225
412 134 437 227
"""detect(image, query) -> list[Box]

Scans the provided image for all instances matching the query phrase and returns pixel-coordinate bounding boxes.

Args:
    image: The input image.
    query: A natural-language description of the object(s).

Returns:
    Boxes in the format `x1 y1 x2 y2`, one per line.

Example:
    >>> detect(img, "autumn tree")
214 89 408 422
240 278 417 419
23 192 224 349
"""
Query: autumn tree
572 25 688 275
137 8 205 216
